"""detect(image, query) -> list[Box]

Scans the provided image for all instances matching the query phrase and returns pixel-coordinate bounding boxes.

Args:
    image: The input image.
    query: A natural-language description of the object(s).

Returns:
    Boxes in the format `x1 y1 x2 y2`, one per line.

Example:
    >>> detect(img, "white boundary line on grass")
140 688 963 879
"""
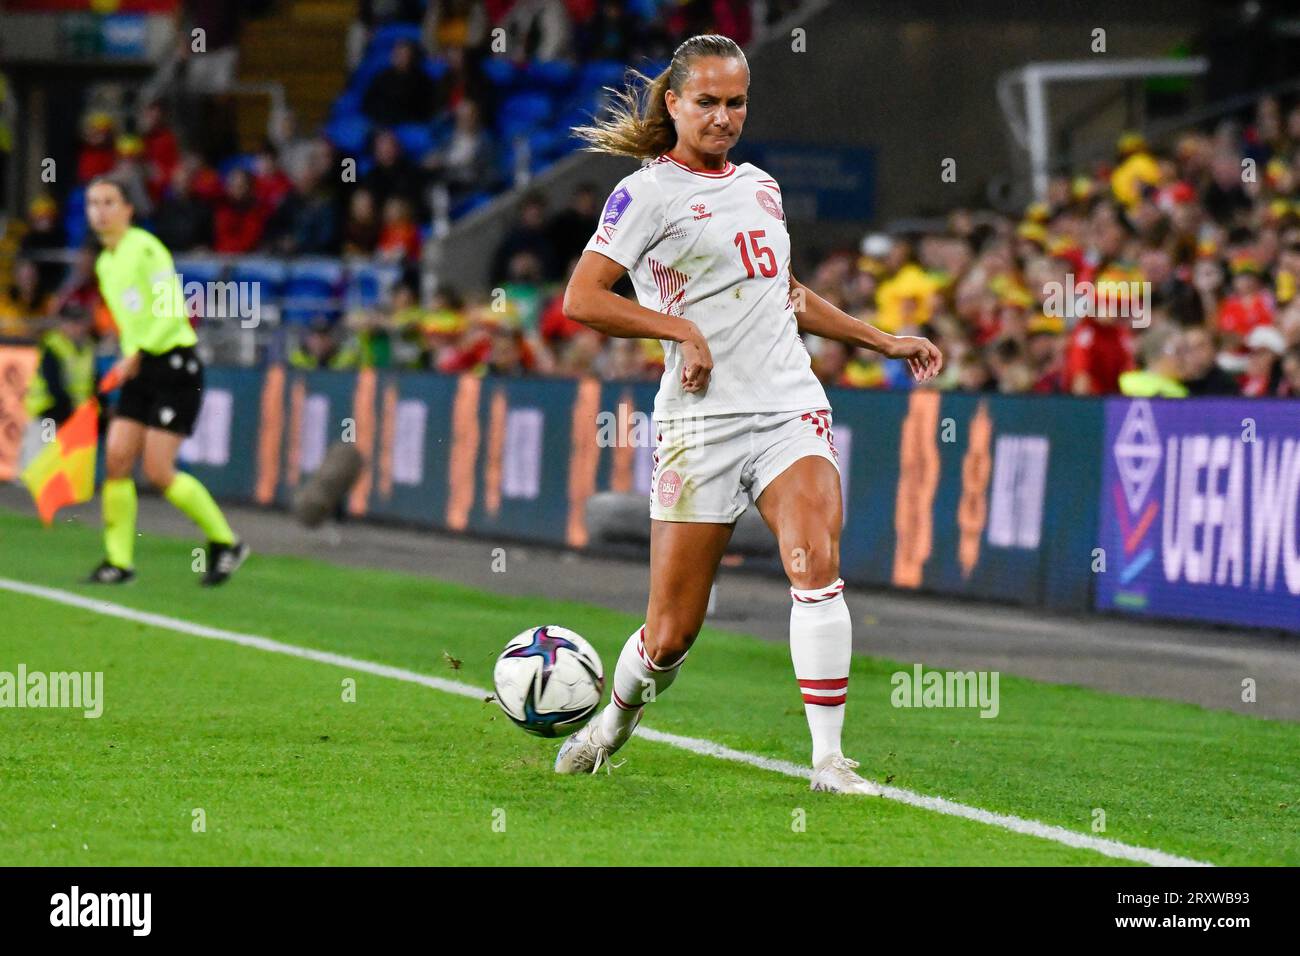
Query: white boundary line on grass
1 576 1213 868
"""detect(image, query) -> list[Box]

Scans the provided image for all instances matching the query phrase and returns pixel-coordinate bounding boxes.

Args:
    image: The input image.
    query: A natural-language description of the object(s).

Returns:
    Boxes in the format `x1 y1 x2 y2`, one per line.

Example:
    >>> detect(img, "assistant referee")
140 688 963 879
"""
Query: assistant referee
86 174 248 586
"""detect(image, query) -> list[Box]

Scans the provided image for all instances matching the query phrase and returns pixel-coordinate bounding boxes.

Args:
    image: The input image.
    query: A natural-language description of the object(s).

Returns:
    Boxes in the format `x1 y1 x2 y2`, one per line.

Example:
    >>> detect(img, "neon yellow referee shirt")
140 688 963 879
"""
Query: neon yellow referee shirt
95 226 197 357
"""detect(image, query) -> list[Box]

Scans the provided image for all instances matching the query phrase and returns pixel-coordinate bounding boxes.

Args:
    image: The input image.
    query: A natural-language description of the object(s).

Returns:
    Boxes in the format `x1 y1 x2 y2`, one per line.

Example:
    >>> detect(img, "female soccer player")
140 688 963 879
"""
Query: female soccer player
85 175 248 586
555 35 942 792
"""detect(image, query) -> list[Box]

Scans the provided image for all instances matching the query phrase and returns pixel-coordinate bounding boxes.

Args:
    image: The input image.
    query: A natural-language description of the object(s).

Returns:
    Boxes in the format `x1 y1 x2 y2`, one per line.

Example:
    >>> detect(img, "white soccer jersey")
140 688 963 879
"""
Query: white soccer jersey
583 153 829 419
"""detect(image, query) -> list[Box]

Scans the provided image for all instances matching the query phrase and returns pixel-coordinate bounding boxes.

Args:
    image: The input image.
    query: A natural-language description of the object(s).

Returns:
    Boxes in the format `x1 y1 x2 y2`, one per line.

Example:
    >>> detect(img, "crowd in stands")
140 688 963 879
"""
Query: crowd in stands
4 1 790 332
278 94 1300 399
3 4 1296 400
787 97 1300 400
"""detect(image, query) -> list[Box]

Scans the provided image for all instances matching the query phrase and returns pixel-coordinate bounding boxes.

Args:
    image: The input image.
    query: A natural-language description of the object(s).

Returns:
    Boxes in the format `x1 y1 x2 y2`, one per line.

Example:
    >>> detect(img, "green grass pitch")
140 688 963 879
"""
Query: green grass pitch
0 507 1295 865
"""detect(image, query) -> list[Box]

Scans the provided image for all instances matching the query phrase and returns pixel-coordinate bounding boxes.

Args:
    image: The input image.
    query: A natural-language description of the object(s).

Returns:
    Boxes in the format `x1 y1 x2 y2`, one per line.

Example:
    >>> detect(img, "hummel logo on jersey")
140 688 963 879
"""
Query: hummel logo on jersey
595 224 617 245
691 202 711 220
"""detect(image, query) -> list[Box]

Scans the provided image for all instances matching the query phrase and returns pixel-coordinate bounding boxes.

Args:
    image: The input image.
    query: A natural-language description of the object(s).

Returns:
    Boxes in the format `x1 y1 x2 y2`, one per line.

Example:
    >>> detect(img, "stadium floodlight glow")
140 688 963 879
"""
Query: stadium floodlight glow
997 57 1209 202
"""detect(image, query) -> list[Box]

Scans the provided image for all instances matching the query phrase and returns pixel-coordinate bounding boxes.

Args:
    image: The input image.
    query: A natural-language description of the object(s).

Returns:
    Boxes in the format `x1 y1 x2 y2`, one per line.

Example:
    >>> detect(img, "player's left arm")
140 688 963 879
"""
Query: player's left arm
789 271 943 383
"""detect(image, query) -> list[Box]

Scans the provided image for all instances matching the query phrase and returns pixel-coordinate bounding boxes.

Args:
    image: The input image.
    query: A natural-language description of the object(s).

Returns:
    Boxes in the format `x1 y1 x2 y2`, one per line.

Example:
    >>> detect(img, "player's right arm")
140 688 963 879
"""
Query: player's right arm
563 250 713 392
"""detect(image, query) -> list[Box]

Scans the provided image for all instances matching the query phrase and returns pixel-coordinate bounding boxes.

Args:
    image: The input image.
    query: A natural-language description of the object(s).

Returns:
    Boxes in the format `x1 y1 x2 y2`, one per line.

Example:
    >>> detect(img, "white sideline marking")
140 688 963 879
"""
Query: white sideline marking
1 576 1212 868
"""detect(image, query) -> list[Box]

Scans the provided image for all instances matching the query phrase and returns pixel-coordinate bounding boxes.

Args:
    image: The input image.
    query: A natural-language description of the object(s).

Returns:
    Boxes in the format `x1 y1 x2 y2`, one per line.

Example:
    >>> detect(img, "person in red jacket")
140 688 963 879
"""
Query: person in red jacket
77 112 118 183
1063 280 1137 394
1216 255 1275 348
213 168 268 254
139 100 180 204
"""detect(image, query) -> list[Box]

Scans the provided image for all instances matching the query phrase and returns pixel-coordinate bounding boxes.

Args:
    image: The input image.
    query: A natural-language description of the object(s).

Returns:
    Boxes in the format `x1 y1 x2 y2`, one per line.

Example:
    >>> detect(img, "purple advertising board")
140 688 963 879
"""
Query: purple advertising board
1098 398 1300 632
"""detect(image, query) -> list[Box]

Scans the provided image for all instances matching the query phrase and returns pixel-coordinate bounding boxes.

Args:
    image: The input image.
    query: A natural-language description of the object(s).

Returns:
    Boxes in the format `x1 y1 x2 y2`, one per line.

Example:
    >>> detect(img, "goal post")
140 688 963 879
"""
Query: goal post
997 57 1210 202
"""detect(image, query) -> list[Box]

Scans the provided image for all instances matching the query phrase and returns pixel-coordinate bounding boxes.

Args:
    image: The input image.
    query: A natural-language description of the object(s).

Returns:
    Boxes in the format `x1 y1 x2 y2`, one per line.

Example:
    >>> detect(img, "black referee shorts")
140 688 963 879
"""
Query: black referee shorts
114 346 204 436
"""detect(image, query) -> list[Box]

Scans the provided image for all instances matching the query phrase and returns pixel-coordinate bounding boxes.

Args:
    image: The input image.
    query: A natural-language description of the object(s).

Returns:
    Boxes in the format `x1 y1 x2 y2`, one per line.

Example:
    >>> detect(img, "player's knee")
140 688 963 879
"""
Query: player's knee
642 617 696 666
104 450 136 480
141 460 175 490
784 535 839 590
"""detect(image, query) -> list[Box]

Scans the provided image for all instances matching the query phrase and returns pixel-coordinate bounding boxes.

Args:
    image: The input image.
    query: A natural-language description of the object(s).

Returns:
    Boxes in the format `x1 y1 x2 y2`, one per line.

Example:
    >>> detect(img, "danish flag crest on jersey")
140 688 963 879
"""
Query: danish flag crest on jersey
756 189 783 220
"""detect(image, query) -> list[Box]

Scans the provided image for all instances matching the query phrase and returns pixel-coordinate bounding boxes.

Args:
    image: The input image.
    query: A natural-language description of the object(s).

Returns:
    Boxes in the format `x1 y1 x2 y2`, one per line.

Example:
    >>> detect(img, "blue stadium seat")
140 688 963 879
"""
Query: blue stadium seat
63 188 87 247
423 56 449 82
554 95 595 128
578 60 627 93
349 53 389 94
215 154 256 177
527 128 570 162
284 260 343 321
393 122 435 158
325 114 373 154
230 258 287 300
345 262 402 308
451 190 493 219
330 89 363 122
498 91 554 139
481 57 519 88
173 256 226 289
525 60 577 92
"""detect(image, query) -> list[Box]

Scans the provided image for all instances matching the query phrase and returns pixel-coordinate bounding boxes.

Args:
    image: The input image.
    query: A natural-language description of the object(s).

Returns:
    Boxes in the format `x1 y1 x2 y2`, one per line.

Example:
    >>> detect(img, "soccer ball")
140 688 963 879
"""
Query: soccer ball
493 625 604 738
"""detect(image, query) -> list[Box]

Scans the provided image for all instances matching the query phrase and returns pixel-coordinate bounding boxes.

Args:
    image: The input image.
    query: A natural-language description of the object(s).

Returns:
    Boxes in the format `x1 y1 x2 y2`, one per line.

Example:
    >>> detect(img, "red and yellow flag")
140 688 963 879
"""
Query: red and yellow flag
20 366 121 525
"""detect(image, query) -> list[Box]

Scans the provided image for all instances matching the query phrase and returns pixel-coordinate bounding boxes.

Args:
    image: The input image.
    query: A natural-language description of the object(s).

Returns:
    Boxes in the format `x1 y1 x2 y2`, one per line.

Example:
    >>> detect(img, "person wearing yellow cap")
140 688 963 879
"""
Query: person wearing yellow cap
1111 132 1162 210
77 111 118 182
871 236 940 334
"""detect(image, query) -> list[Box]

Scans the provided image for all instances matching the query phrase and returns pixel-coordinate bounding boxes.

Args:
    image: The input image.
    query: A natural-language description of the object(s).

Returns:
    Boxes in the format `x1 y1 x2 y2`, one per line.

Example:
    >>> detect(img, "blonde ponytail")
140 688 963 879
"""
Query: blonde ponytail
571 34 747 162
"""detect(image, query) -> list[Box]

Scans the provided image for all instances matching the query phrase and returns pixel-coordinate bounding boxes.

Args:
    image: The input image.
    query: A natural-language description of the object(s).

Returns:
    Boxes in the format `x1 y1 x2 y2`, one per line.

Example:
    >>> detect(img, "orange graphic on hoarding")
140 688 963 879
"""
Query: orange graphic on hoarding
377 381 397 500
286 376 306 488
484 388 507 517
893 390 941 588
958 401 992 578
566 377 602 547
610 389 635 493
0 346 38 482
253 364 285 504
347 368 377 516
445 374 482 530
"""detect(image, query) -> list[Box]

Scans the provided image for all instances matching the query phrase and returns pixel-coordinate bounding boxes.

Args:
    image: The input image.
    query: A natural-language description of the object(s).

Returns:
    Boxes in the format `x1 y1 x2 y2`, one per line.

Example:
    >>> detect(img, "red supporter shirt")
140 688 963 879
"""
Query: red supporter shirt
1217 292 1275 338
1064 318 1135 395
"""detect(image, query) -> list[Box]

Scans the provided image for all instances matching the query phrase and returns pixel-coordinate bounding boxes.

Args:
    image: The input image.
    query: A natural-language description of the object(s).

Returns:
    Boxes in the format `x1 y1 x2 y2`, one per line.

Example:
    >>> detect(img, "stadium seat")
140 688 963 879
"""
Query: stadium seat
423 56 449 82
330 89 363 122
525 60 577 92
497 91 554 140
283 259 343 323
481 57 519 88
325 114 373 155
451 190 494 219
349 54 389 94
230 257 287 300
393 122 435 158
173 256 227 289
63 188 87 248
345 262 402 308
578 60 627 93
527 128 570 162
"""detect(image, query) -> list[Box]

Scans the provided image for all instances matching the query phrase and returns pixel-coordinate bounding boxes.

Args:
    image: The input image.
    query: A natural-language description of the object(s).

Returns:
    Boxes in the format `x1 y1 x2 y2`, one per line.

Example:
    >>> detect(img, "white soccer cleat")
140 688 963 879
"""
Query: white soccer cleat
554 720 623 775
810 754 881 795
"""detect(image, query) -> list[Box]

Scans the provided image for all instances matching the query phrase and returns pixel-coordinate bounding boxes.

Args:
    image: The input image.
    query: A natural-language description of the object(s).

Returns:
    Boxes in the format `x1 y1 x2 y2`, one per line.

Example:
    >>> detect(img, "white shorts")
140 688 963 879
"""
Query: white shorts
650 407 840 523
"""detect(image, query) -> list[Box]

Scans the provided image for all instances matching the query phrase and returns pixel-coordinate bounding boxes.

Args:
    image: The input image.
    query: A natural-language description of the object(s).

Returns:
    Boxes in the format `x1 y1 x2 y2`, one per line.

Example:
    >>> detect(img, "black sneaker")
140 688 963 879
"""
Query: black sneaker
202 540 249 587
88 561 135 585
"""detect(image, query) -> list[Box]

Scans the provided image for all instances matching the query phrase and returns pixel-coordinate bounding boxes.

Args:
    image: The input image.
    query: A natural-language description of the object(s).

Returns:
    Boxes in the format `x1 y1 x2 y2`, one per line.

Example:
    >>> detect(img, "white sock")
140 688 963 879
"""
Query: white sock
789 578 851 766
597 624 687 748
